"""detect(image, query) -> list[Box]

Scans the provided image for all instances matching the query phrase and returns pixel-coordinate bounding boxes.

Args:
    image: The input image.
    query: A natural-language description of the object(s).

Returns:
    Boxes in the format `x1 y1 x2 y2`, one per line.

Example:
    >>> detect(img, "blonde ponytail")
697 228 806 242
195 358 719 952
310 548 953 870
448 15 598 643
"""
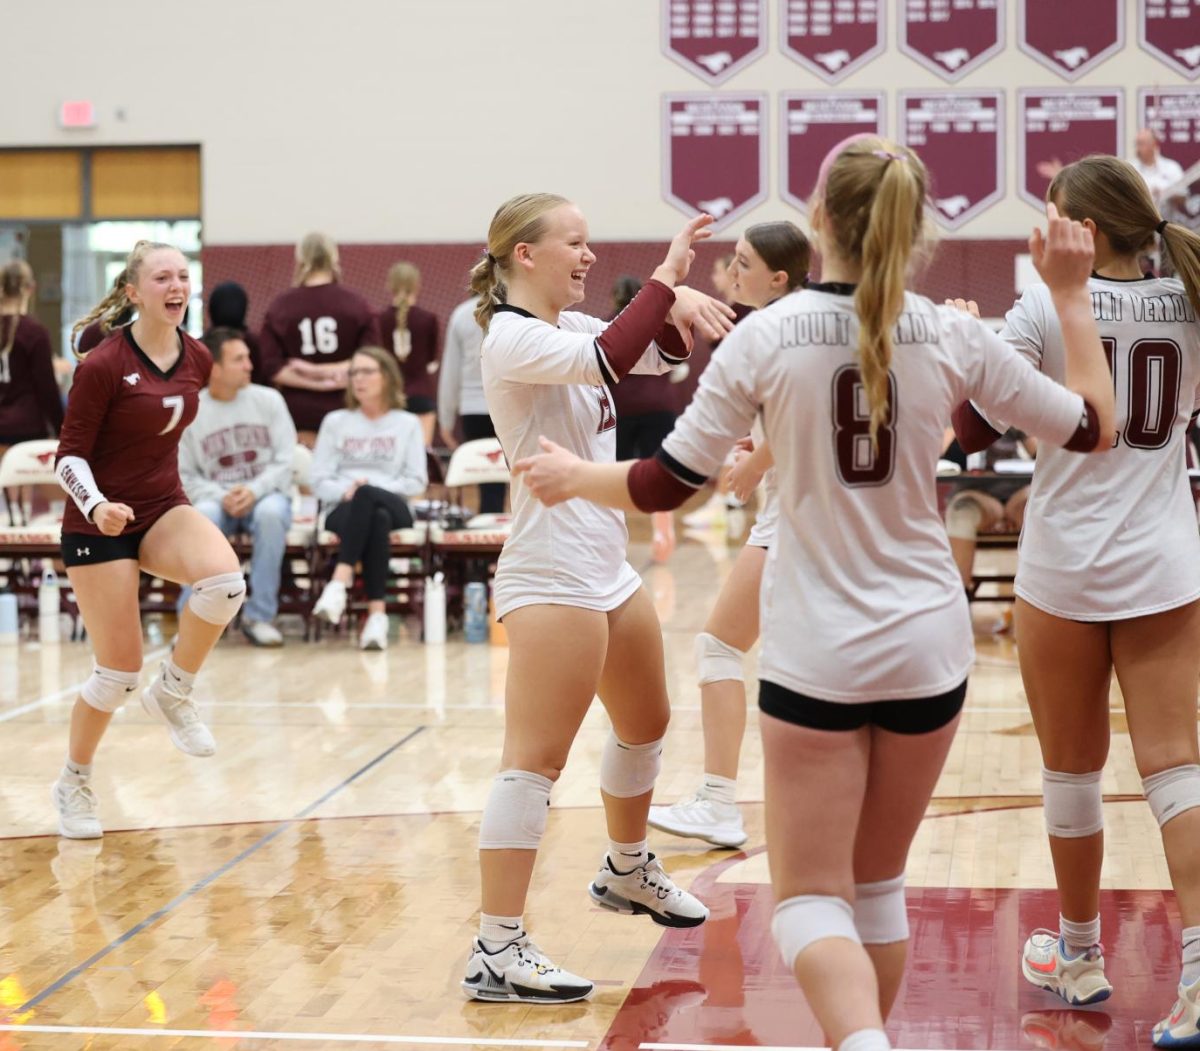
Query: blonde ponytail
386 261 420 355
472 192 569 334
819 139 928 445
71 239 175 357
294 232 341 286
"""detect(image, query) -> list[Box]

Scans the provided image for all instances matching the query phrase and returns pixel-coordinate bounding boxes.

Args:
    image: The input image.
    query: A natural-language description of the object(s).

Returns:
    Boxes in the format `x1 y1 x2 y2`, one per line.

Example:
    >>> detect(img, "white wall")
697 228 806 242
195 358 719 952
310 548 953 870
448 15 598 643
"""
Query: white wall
8 1 1192 243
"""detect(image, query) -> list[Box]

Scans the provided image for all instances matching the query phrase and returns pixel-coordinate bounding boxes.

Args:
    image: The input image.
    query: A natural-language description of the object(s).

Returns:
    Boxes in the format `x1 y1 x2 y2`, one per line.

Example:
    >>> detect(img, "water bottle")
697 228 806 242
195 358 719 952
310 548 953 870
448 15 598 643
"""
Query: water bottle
38 567 60 644
0 592 17 646
424 572 446 644
464 582 488 643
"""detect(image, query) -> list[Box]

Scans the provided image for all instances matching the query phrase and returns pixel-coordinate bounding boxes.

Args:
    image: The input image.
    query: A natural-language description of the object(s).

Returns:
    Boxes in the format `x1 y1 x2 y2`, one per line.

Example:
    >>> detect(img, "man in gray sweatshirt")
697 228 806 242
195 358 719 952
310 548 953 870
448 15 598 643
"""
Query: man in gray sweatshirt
179 328 297 646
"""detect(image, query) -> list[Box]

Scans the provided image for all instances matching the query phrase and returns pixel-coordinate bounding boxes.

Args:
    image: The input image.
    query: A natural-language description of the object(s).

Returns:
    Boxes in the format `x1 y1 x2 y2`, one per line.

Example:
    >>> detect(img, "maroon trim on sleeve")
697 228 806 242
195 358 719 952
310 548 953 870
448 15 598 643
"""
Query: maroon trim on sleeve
951 401 1004 454
1062 400 1101 453
628 456 696 512
653 320 689 364
597 279 676 382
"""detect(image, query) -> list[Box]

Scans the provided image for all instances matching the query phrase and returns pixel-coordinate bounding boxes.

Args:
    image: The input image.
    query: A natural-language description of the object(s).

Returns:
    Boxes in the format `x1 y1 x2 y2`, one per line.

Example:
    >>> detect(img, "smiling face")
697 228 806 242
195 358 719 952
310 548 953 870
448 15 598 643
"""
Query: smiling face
128 248 190 328
727 237 787 309
518 203 596 309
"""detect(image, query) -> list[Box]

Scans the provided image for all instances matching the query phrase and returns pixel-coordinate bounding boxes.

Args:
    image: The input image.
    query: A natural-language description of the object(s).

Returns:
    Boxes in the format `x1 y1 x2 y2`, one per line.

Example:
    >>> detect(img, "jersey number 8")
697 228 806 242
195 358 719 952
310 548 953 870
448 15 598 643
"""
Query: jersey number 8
298 316 339 355
832 365 898 488
1101 337 1182 450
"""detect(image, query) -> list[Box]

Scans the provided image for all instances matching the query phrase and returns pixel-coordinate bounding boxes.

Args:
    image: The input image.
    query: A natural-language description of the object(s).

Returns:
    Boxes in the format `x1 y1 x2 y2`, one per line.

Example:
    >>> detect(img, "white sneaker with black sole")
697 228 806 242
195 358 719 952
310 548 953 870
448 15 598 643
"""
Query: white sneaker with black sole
589 853 708 927
648 792 747 848
461 934 593 1003
52 776 102 839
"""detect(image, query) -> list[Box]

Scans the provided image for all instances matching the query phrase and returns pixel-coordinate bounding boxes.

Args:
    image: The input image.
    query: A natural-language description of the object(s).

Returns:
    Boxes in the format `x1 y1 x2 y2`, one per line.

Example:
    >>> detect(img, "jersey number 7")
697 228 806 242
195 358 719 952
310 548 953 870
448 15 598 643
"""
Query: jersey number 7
1101 337 1182 450
159 395 185 435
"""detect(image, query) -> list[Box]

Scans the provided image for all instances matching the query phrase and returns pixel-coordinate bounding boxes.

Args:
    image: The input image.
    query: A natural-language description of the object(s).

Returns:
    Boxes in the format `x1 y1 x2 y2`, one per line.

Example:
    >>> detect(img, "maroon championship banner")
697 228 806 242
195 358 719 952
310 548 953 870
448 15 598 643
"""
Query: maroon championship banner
781 93 885 212
1140 88 1200 171
1017 0 1123 81
661 0 767 85
1139 0 1200 80
662 94 768 231
899 92 1004 229
780 0 884 83
899 0 1005 82
1018 90 1123 210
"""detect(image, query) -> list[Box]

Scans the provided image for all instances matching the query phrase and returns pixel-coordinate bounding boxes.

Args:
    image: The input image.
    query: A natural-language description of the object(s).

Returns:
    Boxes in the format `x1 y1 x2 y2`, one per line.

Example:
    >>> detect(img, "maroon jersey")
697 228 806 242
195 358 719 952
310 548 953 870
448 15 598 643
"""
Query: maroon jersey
0 315 64 440
376 303 440 401
259 283 379 431
56 328 212 536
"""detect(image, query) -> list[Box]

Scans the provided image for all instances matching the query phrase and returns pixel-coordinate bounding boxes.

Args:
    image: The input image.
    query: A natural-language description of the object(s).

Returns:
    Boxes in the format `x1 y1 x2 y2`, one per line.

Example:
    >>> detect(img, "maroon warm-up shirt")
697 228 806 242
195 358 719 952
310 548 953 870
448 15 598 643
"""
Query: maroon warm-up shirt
376 303 440 401
56 328 212 536
0 315 64 440
259 283 379 431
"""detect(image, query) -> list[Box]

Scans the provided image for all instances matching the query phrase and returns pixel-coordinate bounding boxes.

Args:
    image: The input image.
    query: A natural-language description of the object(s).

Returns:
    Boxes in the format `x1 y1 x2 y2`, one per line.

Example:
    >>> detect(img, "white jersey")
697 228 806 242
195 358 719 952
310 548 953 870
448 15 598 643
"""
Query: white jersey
746 416 779 549
661 286 1091 703
1001 277 1200 620
483 305 676 617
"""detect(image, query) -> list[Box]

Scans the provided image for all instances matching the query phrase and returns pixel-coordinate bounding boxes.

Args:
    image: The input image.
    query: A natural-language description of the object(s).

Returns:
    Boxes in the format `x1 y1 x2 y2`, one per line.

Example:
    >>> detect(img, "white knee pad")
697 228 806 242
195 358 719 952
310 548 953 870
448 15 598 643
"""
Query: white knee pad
1143 765 1200 828
478 770 553 850
599 732 663 798
187 571 247 626
944 494 984 540
1042 768 1104 838
695 632 745 686
772 895 860 970
854 874 908 945
81 664 140 713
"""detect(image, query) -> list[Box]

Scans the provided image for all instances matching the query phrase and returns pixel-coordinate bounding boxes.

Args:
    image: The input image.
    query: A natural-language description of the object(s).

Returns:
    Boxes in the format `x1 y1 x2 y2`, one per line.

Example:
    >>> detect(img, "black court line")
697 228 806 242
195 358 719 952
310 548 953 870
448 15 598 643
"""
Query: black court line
17 725 427 1013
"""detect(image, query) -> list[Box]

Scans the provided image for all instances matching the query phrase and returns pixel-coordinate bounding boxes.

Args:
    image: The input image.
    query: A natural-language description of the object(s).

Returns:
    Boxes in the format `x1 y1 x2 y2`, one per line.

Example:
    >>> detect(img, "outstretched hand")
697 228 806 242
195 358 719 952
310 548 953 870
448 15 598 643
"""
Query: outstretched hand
1030 202 1094 296
660 213 717 285
511 436 582 507
669 286 736 350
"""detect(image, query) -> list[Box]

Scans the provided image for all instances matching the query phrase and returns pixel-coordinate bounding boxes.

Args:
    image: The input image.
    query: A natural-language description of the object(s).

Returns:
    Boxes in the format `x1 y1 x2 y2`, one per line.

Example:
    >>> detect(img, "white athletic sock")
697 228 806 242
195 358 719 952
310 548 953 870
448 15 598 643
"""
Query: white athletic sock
63 759 92 781
162 659 196 695
837 1029 891 1051
1059 913 1100 955
609 839 649 874
478 912 524 951
700 773 736 806
1182 925 1200 984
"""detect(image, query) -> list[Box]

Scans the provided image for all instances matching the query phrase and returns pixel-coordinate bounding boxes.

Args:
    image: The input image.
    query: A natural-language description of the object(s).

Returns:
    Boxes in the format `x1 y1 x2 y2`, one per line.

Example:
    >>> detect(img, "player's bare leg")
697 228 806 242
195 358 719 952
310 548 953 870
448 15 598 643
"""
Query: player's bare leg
854 717 960 1018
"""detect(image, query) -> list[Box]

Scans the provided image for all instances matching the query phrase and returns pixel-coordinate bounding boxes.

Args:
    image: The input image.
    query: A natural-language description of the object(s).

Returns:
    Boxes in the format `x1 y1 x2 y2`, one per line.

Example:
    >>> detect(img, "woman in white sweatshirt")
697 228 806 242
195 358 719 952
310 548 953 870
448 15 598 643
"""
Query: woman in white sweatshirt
310 345 427 649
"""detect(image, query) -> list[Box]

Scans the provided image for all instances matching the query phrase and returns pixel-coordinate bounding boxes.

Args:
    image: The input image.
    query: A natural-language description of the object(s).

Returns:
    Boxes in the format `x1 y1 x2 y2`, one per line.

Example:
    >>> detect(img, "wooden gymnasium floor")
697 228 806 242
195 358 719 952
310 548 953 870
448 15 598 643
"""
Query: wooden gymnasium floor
0 509 1184 1050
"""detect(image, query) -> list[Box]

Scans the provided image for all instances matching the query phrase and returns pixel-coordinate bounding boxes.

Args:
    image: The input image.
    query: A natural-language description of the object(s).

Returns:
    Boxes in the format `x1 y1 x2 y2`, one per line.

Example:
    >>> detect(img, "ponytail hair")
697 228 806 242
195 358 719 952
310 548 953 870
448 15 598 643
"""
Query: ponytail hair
817 137 928 445
0 260 33 355
387 261 420 358
294 232 341 286
471 192 569 333
1050 154 1200 318
71 239 176 357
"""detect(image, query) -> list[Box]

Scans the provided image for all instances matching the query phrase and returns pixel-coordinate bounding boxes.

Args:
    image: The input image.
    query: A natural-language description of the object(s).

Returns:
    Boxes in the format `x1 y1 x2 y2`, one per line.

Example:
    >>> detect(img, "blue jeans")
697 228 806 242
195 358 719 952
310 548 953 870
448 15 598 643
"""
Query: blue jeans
181 492 292 622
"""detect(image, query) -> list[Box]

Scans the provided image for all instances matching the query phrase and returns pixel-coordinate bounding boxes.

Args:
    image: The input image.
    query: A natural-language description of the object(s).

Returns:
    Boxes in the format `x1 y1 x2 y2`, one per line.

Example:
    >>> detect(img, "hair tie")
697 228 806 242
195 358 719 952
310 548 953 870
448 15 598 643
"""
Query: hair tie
1156 219 1169 235
872 149 906 162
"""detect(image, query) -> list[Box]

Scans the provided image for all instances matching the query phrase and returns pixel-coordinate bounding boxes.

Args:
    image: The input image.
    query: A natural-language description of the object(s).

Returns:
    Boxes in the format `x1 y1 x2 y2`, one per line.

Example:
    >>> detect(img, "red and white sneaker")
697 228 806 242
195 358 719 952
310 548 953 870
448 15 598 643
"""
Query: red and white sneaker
1021 930 1112 1006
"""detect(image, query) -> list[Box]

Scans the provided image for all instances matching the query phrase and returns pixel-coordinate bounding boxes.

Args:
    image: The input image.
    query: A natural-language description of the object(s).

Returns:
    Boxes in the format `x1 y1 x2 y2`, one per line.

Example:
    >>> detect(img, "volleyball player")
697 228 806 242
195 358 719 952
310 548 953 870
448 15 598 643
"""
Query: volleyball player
0 260 63 451
259 232 379 445
953 156 1200 1046
52 241 245 839
460 193 736 1004
514 138 1114 1051
379 262 440 446
648 221 810 849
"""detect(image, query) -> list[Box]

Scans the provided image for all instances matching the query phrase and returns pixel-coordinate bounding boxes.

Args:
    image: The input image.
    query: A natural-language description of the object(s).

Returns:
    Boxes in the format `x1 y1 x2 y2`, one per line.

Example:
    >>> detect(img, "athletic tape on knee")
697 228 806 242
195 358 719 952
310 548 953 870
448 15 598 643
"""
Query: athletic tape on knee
478 769 553 850
1143 764 1200 828
771 895 860 970
599 732 663 798
854 874 908 945
1042 768 1104 838
944 495 984 541
695 632 745 686
81 663 140 713
187 571 247 626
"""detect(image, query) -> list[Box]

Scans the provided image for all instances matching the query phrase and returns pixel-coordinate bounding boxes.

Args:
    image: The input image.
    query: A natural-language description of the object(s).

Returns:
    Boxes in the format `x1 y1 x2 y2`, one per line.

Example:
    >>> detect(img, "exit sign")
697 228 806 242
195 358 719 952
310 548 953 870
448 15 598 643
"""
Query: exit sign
58 100 96 129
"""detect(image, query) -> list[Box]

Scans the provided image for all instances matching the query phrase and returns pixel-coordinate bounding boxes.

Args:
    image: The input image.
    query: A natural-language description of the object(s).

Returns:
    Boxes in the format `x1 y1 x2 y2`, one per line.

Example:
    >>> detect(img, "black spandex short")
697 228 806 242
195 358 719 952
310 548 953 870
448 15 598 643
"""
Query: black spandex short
758 678 967 734
406 395 435 415
62 529 149 567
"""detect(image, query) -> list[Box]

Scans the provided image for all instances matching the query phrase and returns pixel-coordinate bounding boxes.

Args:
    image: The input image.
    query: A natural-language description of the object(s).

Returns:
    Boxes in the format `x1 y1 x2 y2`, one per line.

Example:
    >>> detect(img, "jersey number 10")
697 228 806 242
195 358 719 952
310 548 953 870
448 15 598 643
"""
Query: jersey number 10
1101 337 1182 450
